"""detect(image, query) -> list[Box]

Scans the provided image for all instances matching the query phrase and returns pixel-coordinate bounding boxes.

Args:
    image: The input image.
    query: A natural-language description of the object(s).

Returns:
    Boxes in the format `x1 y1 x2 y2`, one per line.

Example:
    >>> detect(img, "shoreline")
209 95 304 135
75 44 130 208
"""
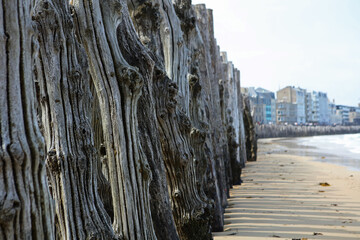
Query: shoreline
266 135 360 172
213 139 360 239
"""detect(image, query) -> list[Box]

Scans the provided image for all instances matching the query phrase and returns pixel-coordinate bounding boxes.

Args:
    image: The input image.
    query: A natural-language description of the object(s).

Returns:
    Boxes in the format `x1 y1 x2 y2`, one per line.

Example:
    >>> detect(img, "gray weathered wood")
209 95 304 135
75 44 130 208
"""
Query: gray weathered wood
0 0 54 239
1 0 256 238
73 0 157 238
31 0 116 238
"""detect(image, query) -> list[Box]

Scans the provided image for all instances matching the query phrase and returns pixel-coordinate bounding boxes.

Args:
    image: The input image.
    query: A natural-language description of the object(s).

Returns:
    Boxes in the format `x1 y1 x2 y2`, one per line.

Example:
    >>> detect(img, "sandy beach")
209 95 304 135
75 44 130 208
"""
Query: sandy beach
213 138 360 240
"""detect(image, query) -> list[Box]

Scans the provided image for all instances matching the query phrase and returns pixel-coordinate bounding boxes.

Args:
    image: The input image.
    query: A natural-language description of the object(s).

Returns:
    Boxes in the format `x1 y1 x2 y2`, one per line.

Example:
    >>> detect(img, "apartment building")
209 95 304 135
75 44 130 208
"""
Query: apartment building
336 105 351 124
349 107 360 125
276 86 306 124
328 100 342 125
242 87 276 124
306 91 330 124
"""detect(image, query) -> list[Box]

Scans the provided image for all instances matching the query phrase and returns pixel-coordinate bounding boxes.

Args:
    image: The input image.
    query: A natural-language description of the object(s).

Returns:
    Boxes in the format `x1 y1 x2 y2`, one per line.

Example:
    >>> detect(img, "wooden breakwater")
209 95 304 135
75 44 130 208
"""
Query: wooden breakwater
1 1 257 239
256 124 360 138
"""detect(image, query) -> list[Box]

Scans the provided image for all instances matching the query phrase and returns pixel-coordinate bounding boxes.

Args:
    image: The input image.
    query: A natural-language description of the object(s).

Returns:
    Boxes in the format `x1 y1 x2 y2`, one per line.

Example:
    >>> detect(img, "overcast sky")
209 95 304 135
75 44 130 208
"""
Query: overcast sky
192 0 360 106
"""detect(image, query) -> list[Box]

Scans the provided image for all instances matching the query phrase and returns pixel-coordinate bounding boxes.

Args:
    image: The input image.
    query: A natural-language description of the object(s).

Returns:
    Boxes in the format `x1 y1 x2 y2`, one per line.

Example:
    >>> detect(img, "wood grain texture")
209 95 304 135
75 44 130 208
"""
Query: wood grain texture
0 0 54 239
0 0 257 239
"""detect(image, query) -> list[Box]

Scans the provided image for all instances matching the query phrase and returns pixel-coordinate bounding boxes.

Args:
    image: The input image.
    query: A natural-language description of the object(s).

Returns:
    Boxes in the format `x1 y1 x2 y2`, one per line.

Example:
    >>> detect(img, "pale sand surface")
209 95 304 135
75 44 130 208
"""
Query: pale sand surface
213 139 360 240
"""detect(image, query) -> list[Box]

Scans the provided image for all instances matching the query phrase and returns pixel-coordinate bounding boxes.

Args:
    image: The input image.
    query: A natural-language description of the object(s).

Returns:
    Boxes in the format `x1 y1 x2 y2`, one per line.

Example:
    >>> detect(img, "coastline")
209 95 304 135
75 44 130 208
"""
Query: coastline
213 138 360 239
267 134 360 172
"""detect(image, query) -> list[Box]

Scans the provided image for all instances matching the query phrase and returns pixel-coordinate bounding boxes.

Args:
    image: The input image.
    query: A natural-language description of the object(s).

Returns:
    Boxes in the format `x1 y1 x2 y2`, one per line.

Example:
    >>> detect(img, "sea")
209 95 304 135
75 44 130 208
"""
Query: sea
273 133 360 171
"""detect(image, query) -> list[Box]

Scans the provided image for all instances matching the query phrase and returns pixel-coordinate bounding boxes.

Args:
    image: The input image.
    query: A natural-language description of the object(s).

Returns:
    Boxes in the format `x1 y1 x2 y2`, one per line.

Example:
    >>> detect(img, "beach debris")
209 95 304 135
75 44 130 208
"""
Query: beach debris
270 235 281 238
319 182 331 186
350 175 354 177
284 150 288 152
331 203 338 206
313 232 323 235
291 238 308 240
291 162 295 164
318 190 325 192
245 196 253 199
280 164 284 167
321 156 326 159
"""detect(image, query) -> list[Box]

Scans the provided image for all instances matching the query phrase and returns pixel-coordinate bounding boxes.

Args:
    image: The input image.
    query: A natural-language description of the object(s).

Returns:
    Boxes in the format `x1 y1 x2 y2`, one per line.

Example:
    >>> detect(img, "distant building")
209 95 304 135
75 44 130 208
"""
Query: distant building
276 101 297 124
349 107 360 125
276 86 306 124
305 91 329 124
242 87 276 124
328 100 342 125
336 105 351 125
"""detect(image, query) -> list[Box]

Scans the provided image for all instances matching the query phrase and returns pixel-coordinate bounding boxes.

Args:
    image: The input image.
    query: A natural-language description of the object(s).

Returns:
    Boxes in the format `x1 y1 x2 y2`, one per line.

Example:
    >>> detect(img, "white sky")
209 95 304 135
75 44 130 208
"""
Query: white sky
192 0 360 106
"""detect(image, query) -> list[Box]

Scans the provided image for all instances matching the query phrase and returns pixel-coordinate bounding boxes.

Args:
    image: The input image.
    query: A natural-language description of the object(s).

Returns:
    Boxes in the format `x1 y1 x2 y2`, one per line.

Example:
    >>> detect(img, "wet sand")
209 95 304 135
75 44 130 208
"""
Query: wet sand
213 138 360 240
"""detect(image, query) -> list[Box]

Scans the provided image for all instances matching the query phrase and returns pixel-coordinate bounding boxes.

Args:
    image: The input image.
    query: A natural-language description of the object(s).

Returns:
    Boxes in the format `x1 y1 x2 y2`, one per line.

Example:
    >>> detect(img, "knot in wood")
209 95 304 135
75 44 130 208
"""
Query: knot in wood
140 163 151 181
168 82 179 97
32 0 58 28
190 128 206 143
0 198 20 224
166 100 177 111
65 17 74 30
140 36 151 45
173 189 181 198
68 69 81 82
111 1 123 15
121 67 143 93
8 142 25 165
178 112 191 133
188 74 198 87
47 149 61 173
134 1 161 30
158 109 167 119
177 40 183 47
154 67 166 80
99 144 106 156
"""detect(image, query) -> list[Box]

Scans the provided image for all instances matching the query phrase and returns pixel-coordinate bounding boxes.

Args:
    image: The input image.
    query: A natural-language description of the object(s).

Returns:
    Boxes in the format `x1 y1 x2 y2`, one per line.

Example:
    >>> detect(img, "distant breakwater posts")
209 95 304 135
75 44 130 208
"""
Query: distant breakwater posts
1 1 257 239
256 124 360 138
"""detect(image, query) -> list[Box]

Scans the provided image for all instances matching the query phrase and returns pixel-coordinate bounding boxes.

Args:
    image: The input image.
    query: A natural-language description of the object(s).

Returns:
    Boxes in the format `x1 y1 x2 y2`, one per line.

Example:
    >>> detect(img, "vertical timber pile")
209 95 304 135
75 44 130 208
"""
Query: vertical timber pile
235 70 247 175
128 0 212 239
0 0 54 239
206 8 229 214
31 0 115 238
121 1 181 239
193 5 227 231
73 0 157 238
220 53 243 186
173 0 215 233
243 95 257 161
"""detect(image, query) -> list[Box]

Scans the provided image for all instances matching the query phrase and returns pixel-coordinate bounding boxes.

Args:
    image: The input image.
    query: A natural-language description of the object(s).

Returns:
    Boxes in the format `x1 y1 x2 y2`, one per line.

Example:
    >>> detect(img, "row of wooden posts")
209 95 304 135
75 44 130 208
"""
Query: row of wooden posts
0 0 257 239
